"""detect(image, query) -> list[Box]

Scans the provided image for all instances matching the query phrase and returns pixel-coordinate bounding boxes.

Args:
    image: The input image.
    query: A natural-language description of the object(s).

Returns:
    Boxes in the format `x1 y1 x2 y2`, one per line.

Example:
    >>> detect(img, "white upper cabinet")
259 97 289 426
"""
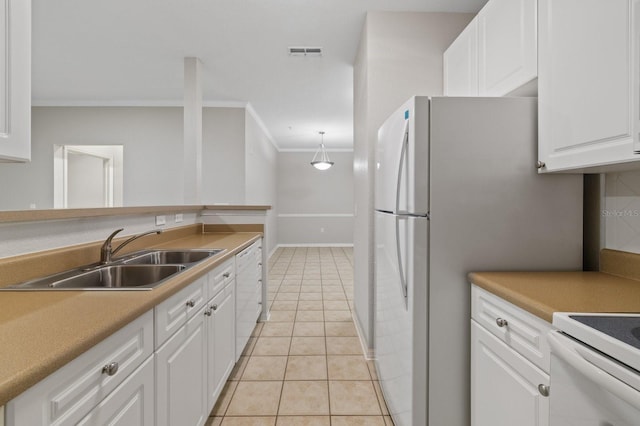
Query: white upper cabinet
0 0 30 162
443 0 536 98
538 0 640 172
478 0 537 96
444 20 478 96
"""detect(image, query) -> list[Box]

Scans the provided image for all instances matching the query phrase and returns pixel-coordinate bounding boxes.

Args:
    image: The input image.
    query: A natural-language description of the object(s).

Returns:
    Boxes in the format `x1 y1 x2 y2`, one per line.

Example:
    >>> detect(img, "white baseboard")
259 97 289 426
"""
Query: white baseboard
275 243 354 248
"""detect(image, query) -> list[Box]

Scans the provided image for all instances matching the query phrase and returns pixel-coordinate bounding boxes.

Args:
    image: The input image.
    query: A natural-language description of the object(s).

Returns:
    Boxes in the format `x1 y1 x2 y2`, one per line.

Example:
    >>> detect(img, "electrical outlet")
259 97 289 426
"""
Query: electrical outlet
155 215 166 226
175 213 184 223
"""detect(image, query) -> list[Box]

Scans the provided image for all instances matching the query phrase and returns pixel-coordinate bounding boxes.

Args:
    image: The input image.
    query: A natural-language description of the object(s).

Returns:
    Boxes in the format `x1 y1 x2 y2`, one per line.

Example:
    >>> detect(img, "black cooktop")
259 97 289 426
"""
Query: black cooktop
570 315 640 351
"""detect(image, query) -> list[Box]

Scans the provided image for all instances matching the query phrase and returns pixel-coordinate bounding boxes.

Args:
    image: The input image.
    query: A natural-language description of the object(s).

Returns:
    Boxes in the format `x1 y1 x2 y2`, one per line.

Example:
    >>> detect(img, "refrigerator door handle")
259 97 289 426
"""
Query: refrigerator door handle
395 121 409 213
395 215 408 305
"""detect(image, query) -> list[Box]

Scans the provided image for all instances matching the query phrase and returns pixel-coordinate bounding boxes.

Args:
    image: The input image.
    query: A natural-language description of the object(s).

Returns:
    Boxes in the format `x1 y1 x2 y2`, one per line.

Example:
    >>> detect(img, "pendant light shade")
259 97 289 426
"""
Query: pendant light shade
310 131 334 170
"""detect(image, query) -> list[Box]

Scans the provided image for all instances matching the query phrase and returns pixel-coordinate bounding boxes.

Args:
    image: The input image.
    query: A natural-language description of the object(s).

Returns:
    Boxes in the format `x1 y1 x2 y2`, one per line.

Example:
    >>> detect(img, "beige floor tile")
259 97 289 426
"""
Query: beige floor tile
326 337 363 355
229 356 250 380
321 280 342 286
323 300 350 311
328 381 381 416
242 337 257 356
275 293 299 301
285 355 328 380
261 322 294 337
205 417 223 426
279 285 301 293
293 322 325 337
242 356 288 380
253 337 291 356
384 416 394 425
278 381 330 415
297 300 324 311
367 361 378 380
210 380 238 416
220 417 276 426
322 285 343 292
271 301 298 311
251 323 264 337
300 286 323 293
275 416 330 426
323 311 353 322
373 381 389 415
269 311 296 322
325 322 357 337
298 292 323 301
327 356 371 380
289 336 326 355
226 381 283 416
322 292 346 301
295 310 324 322
330 416 386 426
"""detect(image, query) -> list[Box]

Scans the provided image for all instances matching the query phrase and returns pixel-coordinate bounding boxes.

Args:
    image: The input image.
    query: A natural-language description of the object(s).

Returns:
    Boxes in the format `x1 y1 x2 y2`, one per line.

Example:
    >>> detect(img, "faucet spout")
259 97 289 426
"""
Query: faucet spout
100 228 163 264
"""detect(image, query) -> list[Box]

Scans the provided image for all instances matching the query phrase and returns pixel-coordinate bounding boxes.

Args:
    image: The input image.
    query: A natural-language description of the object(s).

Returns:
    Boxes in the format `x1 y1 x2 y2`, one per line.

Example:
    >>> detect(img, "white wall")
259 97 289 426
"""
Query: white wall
245 108 279 256
202 107 246 204
604 171 640 252
0 107 184 210
353 12 475 349
277 151 354 246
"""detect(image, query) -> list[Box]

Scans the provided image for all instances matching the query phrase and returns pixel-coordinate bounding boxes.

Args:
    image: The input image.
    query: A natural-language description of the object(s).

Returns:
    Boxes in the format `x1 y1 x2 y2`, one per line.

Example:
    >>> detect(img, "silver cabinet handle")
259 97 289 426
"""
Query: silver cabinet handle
536 160 546 169
538 384 550 397
495 318 508 328
204 307 212 317
102 362 119 376
258 262 262 266
223 272 230 278
186 299 195 308
212 304 218 311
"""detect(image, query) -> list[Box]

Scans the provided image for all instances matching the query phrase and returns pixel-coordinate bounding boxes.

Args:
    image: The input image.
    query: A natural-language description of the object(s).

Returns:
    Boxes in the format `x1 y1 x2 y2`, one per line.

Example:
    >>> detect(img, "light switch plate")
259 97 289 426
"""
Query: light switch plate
155 215 166 226
175 213 184 223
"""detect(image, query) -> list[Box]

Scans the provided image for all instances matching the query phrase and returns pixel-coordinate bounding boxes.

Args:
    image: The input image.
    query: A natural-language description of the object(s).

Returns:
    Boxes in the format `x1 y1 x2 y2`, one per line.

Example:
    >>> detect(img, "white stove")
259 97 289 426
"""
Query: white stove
550 313 640 426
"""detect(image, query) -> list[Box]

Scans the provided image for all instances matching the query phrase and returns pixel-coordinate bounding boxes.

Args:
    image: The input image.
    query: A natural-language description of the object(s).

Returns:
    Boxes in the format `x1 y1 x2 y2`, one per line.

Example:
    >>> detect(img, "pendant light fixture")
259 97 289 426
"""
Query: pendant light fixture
310 131 334 170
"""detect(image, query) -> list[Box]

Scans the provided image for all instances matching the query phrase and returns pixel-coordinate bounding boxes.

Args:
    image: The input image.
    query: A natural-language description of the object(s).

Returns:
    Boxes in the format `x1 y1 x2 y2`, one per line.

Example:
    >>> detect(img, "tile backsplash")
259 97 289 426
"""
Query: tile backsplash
604 171 640 253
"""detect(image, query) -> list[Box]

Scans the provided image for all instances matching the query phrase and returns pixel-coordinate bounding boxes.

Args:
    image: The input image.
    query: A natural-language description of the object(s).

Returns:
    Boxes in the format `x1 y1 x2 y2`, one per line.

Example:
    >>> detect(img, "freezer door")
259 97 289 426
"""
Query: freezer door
375 97 430 215
374 211 428 426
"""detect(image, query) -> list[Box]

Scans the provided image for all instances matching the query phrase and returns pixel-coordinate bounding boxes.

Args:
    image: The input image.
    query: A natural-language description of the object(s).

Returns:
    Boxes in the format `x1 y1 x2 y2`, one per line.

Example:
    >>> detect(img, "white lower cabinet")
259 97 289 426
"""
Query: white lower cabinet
471 321 549 426
156 305 208 426
206 283 236 409
470 285 550 426
77 356 155 426
235 239 263 360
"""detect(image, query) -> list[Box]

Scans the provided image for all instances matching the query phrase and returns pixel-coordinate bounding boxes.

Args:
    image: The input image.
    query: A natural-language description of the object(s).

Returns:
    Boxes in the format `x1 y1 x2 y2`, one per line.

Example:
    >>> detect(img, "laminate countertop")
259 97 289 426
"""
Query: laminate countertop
0 231 262 406
469 270 640 323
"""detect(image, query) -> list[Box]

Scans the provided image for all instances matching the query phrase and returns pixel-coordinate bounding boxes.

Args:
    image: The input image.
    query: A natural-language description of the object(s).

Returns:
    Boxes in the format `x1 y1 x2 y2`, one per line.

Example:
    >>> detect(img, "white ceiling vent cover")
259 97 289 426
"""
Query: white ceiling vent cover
288 47 323 56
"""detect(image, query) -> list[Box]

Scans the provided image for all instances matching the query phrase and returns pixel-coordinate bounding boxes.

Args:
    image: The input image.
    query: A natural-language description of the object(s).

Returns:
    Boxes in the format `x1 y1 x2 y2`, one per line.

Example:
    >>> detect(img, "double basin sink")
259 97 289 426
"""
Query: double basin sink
2 249 225 291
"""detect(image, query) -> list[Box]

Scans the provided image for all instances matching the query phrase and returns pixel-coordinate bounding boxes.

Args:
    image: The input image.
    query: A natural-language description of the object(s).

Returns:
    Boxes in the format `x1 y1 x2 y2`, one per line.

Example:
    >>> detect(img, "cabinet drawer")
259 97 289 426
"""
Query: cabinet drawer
209 258 235 300
6 311 153 426
471 285 551 372
155 275 207 348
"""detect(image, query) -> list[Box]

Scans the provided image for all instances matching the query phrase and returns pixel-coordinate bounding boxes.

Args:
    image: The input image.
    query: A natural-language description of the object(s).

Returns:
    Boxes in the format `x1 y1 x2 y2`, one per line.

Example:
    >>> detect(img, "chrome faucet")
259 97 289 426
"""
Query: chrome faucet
100 228 163 264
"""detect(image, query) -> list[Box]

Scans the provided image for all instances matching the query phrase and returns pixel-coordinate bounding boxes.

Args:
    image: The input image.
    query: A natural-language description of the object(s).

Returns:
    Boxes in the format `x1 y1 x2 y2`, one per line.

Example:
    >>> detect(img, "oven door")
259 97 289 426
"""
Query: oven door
548 331 640 426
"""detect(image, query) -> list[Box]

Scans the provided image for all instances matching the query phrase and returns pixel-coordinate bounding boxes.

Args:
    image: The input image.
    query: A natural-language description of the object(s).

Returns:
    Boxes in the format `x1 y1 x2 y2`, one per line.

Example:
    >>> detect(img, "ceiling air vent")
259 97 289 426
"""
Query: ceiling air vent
288 47 323 56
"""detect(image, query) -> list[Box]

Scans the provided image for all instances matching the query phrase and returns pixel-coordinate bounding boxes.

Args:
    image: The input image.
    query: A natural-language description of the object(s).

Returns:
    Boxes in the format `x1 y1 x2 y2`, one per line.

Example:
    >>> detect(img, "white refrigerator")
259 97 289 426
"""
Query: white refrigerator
374 96 583 426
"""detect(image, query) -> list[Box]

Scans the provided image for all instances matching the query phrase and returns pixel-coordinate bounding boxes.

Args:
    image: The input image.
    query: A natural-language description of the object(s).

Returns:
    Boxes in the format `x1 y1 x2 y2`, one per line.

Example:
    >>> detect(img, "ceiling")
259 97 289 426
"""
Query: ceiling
32 0 488 150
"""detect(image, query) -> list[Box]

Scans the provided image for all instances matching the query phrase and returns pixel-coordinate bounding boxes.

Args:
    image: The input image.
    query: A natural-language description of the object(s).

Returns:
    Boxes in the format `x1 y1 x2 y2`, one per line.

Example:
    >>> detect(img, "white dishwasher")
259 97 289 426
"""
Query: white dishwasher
549 313 640 426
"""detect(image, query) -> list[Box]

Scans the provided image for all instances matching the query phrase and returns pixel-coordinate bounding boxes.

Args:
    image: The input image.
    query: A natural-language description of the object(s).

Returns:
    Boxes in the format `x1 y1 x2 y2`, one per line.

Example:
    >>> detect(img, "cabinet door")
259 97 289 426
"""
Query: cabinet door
478 0 537 96
0 0 30 162
539 0 639 172
207 284 236 409
77 356 154 426
471 321 549 426
444 19 479 96
156 306 208 426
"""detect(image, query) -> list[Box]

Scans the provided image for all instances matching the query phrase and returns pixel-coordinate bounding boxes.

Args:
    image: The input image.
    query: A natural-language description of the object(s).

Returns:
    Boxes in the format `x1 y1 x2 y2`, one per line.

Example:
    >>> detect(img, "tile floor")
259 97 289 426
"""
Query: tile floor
206 247 393 426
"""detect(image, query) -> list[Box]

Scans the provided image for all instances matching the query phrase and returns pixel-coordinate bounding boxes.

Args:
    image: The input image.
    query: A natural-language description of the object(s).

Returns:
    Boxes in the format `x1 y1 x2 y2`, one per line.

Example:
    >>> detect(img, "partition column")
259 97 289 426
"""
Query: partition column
184 57 203 204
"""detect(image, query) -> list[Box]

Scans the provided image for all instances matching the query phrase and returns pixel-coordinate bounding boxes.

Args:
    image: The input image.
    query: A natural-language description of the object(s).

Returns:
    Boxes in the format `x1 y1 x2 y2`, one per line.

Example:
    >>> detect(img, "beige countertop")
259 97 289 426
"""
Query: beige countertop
0 231 262 406
469 270 640 323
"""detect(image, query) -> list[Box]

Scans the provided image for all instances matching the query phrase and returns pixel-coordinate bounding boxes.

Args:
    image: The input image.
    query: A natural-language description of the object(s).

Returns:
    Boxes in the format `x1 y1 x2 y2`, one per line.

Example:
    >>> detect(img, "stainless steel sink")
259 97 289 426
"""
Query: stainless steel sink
1 248 225 291
121 249 223 265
